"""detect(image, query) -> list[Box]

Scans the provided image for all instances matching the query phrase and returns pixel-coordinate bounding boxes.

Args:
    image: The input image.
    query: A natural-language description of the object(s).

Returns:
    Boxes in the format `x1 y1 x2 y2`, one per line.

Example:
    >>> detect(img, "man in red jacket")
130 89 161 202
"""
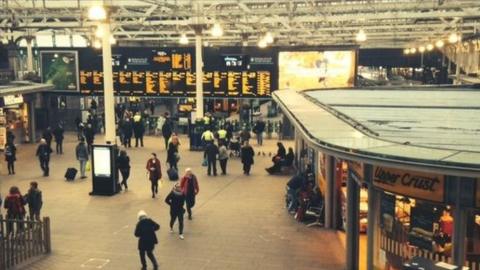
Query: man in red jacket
180 168 199 220
146 153 162 198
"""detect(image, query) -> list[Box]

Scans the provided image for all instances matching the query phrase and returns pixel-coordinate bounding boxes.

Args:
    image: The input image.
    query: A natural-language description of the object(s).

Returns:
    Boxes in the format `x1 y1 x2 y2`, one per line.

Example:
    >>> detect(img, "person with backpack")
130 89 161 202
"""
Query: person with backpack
36 138 52 177
165 183 186 240
75 138 89 179
117 150 131 190
134 210 159 270
180 168 199 220
53 123 65 154
4 140 16 175
4 186 26 234
146 153 162 198
25 181 43 221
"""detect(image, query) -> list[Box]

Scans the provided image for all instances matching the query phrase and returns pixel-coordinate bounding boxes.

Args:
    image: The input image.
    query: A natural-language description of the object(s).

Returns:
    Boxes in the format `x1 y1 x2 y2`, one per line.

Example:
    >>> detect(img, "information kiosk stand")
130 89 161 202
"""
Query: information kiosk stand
90 144 119 196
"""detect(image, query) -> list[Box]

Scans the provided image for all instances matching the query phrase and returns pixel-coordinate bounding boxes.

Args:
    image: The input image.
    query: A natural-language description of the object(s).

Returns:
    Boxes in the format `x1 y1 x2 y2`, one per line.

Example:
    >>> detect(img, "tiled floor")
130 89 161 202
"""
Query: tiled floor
0 134 346 270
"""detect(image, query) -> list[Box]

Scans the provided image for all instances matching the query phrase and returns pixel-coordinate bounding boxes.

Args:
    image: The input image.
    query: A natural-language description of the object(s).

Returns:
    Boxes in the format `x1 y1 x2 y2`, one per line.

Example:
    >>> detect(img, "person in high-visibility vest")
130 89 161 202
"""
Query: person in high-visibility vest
201 129 214 146
217 128 227 145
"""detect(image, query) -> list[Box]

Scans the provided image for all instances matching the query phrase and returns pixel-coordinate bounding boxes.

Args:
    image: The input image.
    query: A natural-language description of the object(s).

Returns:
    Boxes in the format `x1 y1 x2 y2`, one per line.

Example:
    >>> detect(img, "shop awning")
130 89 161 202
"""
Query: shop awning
0 81 54 98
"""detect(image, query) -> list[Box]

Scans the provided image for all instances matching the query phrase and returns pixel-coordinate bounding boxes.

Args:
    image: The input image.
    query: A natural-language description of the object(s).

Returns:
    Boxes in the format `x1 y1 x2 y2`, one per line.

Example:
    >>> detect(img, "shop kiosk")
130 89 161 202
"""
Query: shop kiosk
90 144 119 196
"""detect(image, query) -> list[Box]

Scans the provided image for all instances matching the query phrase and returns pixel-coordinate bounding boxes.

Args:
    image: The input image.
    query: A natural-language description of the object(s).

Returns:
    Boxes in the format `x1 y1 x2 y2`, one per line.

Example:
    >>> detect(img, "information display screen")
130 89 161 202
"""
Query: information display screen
278 50 356 90
78 48 276 97
93 147 111 177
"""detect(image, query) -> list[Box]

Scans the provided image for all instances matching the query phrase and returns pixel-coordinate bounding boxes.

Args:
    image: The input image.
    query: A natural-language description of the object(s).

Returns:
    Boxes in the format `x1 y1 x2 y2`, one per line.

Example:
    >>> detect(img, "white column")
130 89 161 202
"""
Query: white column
101 22 116 143
26 38 34 73
195 33 204 118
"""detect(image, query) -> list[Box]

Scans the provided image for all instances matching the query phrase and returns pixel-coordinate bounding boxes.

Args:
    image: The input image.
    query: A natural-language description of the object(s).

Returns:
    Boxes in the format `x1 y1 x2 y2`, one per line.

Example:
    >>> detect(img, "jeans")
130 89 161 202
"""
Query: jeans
170 211 184 234
120 169 130 189
207 158 217 175
151 180 158 197
29 208 41 221
39 157 49 176
256 132 263 145
243 163 251 175
56 141 63 154
219 158 227 174
287 187 299 212
79 160 87 177
186 195 195 218
7 160 14 174
139 249 157 269
135 136 144 147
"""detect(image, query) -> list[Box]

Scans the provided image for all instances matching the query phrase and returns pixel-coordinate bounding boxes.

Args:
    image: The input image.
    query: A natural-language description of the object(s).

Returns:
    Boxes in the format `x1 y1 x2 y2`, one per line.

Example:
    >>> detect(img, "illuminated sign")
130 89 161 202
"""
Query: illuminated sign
2 94 24 106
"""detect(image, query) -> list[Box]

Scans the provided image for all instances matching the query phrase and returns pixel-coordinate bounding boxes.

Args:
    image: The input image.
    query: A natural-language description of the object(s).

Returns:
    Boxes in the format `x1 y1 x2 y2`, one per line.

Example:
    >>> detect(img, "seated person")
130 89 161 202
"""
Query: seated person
286 173 305 212
283 147 294 167
433 229 452 255
266 143 287 174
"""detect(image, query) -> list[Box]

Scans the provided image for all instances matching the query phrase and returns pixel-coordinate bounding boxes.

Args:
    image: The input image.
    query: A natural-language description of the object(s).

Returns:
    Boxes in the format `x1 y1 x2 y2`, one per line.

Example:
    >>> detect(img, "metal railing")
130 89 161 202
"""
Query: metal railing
0 215 51 270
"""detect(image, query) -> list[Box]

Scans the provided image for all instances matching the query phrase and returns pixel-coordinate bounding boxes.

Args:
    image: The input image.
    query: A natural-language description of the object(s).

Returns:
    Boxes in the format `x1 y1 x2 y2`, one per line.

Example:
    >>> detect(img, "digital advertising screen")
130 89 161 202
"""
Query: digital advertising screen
40 51 79 91
278 50 356 90
93 146 111 177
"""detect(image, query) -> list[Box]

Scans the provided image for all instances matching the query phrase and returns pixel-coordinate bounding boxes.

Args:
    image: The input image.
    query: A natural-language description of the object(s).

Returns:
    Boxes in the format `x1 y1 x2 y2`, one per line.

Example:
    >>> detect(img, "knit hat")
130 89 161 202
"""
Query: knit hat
137 210 147 220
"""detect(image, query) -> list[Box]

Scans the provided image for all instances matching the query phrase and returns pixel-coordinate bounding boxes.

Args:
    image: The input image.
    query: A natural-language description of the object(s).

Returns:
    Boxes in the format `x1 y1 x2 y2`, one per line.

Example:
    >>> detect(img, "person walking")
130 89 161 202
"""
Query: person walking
218 142 228 175
25 181 43 221
161 114 173 149
241 141 255 175
84 123 95 151
253 118 266 146
36 139 52 176
133 112 145 147
180 168 199 220
239 128 251 145
205 142 219 176
75 138 89 179
53 123 65 154
146 153 162 198
4 186 26 234
122 118 133 148
117 150 131 190
42 127 53 149
167 139 179 170
134 210 159 270
4 140 16 175
165 183 186 240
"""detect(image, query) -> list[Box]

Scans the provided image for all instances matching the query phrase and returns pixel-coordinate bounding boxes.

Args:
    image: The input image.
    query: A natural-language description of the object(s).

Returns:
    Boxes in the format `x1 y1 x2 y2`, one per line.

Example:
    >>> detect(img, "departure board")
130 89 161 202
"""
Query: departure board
78 47 277 97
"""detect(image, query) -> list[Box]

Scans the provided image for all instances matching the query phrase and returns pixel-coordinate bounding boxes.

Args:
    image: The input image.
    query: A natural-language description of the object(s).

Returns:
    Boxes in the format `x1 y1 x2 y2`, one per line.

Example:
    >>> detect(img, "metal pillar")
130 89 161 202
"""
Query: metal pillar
452 178 467 267
324 155 335 228
194 1 204 119
367 181 377 270
420 53 424 67
29 99 36 143
101 22 116 143
26 38 34 73
346 173 360 270
454 47 461 85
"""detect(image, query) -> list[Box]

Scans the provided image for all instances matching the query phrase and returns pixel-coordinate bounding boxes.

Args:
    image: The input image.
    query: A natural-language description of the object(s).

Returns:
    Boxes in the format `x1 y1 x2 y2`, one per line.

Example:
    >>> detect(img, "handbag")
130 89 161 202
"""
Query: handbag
202 158 208 167
85 160 91 172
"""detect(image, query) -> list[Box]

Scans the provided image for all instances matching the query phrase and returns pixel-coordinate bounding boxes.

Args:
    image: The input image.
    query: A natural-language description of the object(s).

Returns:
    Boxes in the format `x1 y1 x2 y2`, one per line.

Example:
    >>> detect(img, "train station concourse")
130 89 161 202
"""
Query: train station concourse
0 1 480 270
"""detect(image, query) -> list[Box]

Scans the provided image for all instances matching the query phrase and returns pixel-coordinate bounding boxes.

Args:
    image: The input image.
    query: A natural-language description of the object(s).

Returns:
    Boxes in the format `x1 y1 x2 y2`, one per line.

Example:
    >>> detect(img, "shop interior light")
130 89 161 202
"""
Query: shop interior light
179 33 188 45
426 44 434 51
448 33 459 43
93 40 101 49
404 48 410 54
264 32 274 44
210 23 223 37
435 40 445 48
355 29 367 42
418 46 426 53
88 5 107 21
110 36 116 44
258 38 267 48
410 48 417 54
95 27 104 38
203 40 209 47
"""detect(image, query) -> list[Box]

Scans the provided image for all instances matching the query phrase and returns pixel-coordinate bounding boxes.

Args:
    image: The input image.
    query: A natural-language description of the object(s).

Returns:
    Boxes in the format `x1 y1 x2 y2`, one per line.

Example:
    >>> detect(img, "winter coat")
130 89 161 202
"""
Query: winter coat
25 188 43 212
276 145 286 159
180 175 199 197
42 131 53 144
4 142 16 162
165 189 185 215
240 130 251 141
75 142 89 161
204 143 219 161
117 155 130 170
133 120 145 137
146 158 162 181
218 145 228 160
36 144 52 160
84 128 95 144
4 193 26 217
53 127 64 142
253 121 266 134
134 218 160 251
162 120 173 138
241 145 254 165
167 143 179 164
122 120 133 138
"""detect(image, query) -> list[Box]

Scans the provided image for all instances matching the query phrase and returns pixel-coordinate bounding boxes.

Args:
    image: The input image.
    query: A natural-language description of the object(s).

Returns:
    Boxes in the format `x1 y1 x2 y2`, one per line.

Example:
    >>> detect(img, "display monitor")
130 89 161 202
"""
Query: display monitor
40 51 79 91
278 50 356 90
93 146 112 177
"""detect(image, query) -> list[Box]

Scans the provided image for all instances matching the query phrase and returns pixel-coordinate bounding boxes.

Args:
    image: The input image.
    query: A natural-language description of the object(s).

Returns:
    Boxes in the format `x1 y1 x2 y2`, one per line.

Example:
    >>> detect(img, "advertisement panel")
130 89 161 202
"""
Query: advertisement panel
40 51 79 91
278 50 356 90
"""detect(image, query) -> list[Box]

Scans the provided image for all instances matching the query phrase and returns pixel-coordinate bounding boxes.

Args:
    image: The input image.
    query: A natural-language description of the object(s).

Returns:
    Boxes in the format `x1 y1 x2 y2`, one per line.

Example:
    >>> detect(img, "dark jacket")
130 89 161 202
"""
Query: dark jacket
4 142 16 162
167 143 178 164
42 130 53 144
122 120 133 138
240 130 251 141
4 193 26 216
36 144 52 160
25 188 43 212
277 145 286 159
287 174 304 190
162 119 173 138
253 121 266 134
75 142 89 161
53 127 64 142
133 120 145 137
241 145 254 165
165 189 185 214
204 143 219 161
180 175 199 196
146 158 162 181
84 127 95 144
117 155 130 170
135 218 159 251
285 152 294 166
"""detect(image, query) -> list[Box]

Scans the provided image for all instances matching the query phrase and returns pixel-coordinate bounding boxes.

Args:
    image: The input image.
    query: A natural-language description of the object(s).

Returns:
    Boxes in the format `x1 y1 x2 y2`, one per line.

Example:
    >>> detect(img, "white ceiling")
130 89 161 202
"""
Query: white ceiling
1 0 479 48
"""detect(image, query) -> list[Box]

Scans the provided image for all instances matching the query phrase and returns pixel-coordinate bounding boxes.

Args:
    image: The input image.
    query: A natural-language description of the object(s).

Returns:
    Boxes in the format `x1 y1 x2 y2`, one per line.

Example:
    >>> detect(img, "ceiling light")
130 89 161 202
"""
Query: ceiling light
179 33 188 45
426 44 434 51
418 46 426 53
448 33 459 43
355 29 367 42
258 38 267 48
264 32 274 44
435 40 444 48
88 6 107 21
410 48 417 54
95 27 104 38
93 40 101 49
404 48 410 54
110 36 116 44
203 41 209 47
211 23 223 37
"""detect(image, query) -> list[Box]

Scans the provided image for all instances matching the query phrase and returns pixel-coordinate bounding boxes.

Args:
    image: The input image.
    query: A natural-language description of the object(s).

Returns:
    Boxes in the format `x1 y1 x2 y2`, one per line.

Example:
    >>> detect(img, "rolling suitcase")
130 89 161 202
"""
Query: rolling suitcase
65 168 78 181
167 168 179 181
